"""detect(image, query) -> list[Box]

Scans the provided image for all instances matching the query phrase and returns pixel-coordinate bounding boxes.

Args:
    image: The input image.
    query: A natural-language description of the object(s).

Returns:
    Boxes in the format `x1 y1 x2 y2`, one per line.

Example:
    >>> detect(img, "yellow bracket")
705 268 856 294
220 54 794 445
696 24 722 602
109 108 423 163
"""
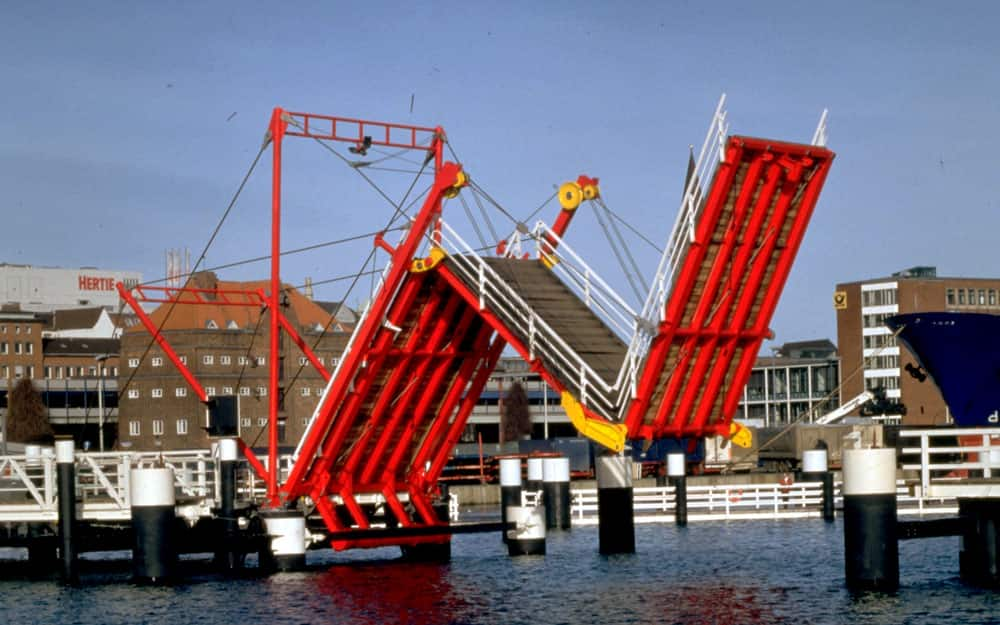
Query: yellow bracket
561 391 627 452
443 170 468 199
728 421 753 449
410 247 446 273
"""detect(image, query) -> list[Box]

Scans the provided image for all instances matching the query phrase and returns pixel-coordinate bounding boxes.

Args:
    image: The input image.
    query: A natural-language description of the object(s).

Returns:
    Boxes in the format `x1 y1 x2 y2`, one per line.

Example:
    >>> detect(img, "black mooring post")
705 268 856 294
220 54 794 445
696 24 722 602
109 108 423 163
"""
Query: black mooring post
843 448 899 592
802 448 834 522
215 438 240 571
596 454 635 555
499 457 522 544
55 437 77 584
543 456 572 531
668 453 687 527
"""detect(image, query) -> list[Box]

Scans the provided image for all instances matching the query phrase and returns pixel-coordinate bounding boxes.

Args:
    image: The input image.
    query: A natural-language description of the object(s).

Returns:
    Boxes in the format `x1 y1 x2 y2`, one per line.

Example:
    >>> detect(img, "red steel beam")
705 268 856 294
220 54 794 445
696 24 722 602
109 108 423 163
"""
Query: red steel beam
356 294 464 486
652 152 768 434
116 282 209 403
341 287 451 480
283 155 460 495
623 141 743 435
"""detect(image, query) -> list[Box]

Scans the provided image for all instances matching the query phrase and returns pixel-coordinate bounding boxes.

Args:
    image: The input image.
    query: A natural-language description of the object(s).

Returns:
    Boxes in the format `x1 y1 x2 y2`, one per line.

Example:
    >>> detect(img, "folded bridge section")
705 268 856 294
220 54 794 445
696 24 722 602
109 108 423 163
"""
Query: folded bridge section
133 102 830 551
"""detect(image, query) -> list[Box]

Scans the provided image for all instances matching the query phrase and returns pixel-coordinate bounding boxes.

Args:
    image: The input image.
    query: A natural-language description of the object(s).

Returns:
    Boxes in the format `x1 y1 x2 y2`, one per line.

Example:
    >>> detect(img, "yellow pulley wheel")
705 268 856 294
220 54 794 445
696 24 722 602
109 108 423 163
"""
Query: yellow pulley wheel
582 184 599 201
558 181 583 211
443 170 468 199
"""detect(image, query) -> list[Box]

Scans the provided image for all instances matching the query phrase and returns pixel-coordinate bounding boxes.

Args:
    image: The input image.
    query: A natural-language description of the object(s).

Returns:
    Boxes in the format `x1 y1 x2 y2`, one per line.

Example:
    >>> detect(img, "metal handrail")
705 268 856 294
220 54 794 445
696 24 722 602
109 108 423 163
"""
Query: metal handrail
435 219 621 419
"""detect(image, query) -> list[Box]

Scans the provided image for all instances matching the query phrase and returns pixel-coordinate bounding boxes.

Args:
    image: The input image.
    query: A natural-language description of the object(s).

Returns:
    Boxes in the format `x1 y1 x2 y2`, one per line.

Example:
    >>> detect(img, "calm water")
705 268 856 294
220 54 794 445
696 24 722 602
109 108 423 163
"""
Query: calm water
0 518 996 625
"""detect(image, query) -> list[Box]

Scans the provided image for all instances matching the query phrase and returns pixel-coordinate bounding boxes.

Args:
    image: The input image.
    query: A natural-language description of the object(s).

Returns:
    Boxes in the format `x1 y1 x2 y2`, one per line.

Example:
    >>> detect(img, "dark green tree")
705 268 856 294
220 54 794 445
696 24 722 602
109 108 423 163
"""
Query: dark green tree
500 381 532 443
7 378 53 444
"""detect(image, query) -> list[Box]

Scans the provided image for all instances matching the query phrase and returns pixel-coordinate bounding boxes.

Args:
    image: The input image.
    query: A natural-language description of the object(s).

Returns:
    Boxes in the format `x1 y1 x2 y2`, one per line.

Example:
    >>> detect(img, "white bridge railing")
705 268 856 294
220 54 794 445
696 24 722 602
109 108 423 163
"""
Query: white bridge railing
0 449 298 522
562 480 956 525
899 427 1000 499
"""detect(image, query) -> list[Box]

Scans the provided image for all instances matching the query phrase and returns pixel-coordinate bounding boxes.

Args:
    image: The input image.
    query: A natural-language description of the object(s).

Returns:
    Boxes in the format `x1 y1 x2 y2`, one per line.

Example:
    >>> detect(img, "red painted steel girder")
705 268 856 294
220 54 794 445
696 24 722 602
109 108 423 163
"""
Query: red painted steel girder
625 136 834 440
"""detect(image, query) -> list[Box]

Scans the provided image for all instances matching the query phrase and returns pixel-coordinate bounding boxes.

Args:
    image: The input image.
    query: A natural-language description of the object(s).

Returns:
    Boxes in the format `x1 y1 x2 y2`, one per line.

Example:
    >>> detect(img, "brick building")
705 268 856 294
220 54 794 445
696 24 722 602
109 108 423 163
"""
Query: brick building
1 304 122 447
116 272 351 451
835 266 1000 426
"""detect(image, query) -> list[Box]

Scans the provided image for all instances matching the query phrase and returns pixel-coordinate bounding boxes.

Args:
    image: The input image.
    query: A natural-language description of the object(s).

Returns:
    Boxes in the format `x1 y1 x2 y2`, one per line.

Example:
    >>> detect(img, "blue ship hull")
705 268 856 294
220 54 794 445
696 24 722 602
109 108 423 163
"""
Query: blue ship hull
886 312 1000 426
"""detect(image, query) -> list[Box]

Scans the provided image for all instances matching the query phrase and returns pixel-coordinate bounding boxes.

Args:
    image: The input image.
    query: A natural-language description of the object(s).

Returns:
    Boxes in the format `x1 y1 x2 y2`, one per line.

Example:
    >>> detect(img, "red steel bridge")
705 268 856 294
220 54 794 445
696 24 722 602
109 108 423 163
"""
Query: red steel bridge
118 97 834 550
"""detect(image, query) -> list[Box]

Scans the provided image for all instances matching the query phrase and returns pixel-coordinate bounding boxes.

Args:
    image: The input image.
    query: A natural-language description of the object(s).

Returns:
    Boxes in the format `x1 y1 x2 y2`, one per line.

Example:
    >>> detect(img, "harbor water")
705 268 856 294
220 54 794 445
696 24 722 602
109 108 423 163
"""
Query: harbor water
0 518 994 625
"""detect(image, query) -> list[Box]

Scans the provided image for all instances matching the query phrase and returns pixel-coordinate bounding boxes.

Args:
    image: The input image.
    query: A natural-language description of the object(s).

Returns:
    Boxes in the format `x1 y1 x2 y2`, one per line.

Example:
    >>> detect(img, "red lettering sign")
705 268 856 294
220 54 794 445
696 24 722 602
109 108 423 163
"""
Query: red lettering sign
78 275 116 291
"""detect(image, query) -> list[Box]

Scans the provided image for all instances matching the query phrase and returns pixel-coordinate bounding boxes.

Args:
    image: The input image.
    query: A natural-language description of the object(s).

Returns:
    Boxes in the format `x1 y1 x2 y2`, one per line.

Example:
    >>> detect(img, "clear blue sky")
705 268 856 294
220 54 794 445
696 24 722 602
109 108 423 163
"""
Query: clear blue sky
2 1 998 350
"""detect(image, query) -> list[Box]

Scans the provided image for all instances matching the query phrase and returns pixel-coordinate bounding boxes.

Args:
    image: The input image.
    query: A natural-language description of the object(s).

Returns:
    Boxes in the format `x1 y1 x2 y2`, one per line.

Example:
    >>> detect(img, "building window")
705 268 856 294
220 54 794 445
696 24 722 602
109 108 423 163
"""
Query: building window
0 343 5 354
257 417 267 426
44 366 51 379
946 288 955 306
330 357 340 367
26 343 32 355
298 356 308 366
256 386 267 397
152 388 163 398
28 366 34 378
979 289 987 306
968 289 976 305
129 421 141 436
991 290 998 307
238 356 248 366
176 419 189 435
255 356 266 366
958 289 966 305
203 355 214 365
179 355 187 365
220 355 231 365
14 343 22 355
88 366 97 377
152 357 163 367
128 358 139 367
223 386 234 395
205 386 216 397
175 387 187 397
864 355 899 370
128 389 140 399
240 387 251 396
152 420 164 436
300 387 311 397
316 388 323 397
15 326 20 334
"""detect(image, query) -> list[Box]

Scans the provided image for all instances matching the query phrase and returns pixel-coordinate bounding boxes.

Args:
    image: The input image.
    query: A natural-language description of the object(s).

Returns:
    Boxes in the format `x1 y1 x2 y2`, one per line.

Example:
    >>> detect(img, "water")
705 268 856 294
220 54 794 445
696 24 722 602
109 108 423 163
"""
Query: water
0 518 996 625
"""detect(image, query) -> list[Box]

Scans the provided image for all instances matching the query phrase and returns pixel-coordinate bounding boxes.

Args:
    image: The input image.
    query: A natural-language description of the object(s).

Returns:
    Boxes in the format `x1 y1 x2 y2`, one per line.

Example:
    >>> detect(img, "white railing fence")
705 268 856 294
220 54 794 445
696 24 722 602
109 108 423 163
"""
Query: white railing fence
565 480 956 525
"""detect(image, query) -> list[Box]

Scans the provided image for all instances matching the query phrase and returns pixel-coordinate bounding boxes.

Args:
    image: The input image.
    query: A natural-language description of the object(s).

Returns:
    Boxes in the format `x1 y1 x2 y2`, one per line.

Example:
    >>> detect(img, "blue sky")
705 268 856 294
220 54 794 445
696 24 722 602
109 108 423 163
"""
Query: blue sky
2 1 998 349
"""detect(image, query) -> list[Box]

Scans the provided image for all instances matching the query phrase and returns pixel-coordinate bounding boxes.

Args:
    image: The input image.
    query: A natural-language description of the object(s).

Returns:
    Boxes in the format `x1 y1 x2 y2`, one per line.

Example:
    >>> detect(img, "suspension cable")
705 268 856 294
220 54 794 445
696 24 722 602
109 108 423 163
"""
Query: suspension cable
138 227 408 288
117 143 267 400
589 200 645 302
597 197 649 290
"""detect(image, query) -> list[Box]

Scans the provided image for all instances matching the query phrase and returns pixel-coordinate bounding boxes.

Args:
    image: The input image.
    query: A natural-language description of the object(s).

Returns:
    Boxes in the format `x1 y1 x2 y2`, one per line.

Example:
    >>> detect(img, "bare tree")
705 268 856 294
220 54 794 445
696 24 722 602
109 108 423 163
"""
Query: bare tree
7 378 53 444
500 381 532 443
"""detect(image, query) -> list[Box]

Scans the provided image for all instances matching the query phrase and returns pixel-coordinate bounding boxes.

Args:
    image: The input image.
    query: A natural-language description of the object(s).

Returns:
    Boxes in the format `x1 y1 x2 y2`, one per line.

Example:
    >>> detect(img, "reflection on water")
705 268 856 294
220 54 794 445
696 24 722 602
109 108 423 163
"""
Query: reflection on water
0 520 993 625
313 561 469 625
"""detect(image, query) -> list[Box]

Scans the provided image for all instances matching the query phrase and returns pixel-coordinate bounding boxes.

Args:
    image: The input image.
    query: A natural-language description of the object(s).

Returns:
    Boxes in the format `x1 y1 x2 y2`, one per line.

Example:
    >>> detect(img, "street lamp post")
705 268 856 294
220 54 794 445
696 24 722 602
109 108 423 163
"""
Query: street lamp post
95 354 109 452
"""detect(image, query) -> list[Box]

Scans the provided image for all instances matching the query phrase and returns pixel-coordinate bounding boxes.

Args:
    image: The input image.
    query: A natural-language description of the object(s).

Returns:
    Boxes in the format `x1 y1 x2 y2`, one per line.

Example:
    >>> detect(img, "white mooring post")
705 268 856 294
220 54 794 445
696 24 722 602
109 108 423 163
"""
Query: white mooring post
596 454 634 554
130 466 178 583
668 453 687 527
542 456 571 530
499 457 522 544
842 448 898 592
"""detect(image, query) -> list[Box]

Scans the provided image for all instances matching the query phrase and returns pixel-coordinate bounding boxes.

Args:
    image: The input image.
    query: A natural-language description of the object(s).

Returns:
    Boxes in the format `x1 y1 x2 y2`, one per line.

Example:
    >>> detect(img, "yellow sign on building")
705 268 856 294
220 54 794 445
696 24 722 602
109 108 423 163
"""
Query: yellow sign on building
833 290 848 310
